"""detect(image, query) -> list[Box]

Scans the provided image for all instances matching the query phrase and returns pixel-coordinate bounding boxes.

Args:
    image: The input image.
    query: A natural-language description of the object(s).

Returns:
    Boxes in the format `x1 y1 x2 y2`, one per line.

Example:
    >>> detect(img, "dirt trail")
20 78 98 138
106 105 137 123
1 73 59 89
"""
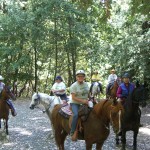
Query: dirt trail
0 99 150 150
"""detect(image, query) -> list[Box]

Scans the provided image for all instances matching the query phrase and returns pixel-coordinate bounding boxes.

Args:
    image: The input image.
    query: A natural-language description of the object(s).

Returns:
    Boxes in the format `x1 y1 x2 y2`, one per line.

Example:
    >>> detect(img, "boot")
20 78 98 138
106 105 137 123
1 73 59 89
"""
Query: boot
11 109 17 116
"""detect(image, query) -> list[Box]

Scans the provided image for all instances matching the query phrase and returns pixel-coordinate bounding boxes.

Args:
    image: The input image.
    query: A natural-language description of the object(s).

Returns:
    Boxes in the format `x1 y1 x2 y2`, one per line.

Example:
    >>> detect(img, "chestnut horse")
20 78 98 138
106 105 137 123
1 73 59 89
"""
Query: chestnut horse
51 99 124 150
0 85 16 139
106 78 121 99
116 83 148 150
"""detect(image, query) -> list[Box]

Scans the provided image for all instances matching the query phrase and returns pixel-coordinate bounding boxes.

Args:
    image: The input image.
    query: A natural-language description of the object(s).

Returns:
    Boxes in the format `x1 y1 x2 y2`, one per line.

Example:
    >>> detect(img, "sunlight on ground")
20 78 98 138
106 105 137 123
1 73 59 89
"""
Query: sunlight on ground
145 114 150 117
2 143 15 146
13 127 32 135
139 127 150 136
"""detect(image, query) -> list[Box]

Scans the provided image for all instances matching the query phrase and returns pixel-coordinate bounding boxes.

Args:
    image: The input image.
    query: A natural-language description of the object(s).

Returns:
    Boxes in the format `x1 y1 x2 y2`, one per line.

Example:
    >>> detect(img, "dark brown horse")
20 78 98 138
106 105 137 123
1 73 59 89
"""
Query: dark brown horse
0 85 16 139
107 78 121 99
116 83 148 150
51 99 124 150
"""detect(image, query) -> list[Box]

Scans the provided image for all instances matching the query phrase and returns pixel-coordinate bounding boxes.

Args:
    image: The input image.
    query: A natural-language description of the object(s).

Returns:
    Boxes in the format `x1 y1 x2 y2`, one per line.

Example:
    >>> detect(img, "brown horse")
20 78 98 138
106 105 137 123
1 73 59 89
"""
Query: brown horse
0 85 16 139
51 99 124 150
107 78 121 99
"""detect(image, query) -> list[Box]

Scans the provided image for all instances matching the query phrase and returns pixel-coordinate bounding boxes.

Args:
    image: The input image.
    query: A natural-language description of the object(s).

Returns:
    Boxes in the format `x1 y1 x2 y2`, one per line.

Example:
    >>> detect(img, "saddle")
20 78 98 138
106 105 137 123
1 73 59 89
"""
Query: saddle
58 104 92 141
59 104 92 121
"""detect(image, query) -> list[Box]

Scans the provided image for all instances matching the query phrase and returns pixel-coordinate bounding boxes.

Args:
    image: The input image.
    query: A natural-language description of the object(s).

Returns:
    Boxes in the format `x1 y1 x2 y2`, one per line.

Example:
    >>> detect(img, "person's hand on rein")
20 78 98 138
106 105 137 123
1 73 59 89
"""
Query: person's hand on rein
83 100 88 105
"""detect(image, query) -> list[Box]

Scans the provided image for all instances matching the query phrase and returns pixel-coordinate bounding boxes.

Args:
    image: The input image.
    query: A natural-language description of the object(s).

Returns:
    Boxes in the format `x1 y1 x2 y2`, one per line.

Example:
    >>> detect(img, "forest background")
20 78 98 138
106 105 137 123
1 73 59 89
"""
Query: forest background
0 0 149 97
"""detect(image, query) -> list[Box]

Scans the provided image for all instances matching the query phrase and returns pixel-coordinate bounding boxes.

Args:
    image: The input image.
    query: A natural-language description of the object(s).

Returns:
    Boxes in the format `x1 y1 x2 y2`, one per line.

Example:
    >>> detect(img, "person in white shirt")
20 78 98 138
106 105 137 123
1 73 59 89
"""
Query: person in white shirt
106 69 117 95
51 76 67 102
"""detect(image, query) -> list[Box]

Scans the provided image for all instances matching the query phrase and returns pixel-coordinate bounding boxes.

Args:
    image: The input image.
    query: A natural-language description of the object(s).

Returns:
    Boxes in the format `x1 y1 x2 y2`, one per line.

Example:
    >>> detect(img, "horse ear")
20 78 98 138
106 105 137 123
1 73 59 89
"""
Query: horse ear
136 80 140 88
112 98 117 105
143 81 148 88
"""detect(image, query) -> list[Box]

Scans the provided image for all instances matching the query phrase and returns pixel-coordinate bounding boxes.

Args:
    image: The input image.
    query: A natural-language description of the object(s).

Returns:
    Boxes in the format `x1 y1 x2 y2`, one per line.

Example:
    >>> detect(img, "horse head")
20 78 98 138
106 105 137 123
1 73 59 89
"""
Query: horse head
0 85 16 100
94 99 124 135
110 99 124 135
29 93 40 109
132 83 149 105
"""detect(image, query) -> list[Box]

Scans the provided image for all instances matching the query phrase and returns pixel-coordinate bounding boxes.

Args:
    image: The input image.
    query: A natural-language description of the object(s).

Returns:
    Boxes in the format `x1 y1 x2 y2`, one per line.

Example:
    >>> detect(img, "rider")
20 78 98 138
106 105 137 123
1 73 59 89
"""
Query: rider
70 70 89 141
51 76 68 103
0 75 17 116
116 73 135 105
106 69 117 96
91 71 103 94
117 73 143 127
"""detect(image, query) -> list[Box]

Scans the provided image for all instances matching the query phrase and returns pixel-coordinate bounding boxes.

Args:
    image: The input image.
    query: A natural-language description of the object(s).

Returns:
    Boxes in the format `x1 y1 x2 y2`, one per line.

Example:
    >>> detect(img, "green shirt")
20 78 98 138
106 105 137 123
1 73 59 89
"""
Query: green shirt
70 81 89 104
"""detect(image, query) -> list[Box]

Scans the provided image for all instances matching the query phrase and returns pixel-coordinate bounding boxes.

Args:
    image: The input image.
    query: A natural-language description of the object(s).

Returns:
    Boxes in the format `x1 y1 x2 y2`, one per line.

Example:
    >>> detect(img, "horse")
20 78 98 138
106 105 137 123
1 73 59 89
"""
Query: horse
0 85 16 139
116 83 148 150
51 99 124 150
106 77 121 99
29 92 64 138
89 82 103 102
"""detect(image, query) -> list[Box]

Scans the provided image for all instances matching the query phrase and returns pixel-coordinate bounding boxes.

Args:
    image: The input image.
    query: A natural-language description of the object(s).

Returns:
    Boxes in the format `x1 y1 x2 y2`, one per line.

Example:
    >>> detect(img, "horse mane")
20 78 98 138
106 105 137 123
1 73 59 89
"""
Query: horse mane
93 99 110 119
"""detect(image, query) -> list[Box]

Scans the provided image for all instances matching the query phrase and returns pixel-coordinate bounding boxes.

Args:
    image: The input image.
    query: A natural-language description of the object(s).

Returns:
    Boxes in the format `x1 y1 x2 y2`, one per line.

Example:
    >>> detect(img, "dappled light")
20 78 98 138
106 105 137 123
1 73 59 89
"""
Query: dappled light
0 99 149 149
139 127 150 136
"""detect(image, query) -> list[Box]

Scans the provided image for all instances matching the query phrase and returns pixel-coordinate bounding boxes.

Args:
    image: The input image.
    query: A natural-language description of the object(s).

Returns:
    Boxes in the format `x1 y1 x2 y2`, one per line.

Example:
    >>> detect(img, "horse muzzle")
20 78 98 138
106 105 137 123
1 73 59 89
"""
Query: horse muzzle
29 105 35 110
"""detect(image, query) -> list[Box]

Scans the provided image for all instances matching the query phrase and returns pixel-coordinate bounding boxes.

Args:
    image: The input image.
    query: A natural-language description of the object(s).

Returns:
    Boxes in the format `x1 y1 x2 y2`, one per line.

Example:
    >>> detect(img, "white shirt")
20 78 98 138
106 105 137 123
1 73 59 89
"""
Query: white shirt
108 74 117 84
0 82 5 93
51 82 66 95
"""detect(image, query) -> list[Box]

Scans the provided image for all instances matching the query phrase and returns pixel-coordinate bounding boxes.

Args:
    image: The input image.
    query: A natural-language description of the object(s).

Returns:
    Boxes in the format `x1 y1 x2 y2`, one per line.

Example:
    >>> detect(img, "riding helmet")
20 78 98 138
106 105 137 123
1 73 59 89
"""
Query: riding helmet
76 70 85 76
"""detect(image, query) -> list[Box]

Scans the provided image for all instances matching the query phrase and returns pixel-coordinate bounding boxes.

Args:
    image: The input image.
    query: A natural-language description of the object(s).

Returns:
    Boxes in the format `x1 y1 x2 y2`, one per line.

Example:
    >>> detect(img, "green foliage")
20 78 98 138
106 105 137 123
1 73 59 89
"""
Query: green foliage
0 0 149 95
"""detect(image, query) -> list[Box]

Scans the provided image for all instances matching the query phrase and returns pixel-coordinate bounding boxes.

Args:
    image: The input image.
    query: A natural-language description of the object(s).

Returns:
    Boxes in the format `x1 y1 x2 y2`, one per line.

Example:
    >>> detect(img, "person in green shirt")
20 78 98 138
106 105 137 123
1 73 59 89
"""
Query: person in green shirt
70 70 89 140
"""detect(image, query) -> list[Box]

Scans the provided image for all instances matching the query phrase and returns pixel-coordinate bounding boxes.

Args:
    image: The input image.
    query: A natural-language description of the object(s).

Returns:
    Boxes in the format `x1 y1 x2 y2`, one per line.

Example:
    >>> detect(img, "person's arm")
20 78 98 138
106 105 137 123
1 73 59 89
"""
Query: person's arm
71 93 88 105
108 75 111 83
114 74 118 80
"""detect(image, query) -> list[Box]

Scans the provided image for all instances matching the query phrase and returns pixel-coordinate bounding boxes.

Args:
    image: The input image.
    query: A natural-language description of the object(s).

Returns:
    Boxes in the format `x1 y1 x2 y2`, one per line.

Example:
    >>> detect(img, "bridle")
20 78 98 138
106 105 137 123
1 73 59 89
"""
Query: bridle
33 93 54 113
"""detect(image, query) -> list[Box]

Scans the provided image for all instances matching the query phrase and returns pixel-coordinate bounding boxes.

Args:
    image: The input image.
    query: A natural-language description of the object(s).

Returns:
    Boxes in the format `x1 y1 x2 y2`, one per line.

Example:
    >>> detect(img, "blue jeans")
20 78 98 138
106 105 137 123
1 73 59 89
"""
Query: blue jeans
6 99 16 111
70 103 80 133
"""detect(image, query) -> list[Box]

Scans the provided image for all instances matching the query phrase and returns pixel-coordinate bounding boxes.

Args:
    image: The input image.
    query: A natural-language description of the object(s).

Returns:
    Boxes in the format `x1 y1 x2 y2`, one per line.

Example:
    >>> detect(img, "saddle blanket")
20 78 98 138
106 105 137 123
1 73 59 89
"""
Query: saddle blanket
59 104 72 118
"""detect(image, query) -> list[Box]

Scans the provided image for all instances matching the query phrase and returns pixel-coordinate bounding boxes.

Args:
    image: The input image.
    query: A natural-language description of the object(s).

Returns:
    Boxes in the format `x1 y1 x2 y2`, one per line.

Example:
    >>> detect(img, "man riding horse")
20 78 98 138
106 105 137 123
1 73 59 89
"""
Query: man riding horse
106 69 118 97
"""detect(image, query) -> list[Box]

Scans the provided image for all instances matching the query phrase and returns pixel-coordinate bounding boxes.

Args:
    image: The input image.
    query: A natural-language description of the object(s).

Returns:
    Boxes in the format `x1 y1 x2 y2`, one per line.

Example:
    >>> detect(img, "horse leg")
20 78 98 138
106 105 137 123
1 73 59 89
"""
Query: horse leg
4 119 9 140
133 131 138 149
116 134 120 145
54 129 67 150
96 142 103 150
121 131 126 150
85 141 93 150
